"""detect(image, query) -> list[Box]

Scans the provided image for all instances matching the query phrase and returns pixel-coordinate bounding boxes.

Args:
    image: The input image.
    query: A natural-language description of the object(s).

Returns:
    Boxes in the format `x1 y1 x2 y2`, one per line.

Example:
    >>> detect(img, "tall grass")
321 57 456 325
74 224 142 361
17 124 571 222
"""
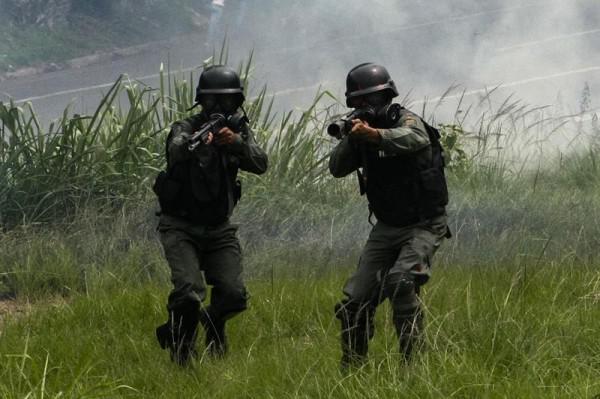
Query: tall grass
2 52 600 297
0 77 165 225
0 52 346 228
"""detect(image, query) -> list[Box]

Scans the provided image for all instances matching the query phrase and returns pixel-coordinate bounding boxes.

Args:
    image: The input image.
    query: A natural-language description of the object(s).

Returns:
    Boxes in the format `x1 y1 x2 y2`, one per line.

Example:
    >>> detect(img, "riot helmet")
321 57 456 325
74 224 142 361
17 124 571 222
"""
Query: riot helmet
194 65 245 114
345 63 399 108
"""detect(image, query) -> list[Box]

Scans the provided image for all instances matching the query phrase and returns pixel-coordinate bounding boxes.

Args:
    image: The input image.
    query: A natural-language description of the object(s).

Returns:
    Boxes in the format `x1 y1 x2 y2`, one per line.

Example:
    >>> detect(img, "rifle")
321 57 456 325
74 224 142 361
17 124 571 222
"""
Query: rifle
188 112 246 151
326 104 402 196
326 103 402 140
327 109 372 140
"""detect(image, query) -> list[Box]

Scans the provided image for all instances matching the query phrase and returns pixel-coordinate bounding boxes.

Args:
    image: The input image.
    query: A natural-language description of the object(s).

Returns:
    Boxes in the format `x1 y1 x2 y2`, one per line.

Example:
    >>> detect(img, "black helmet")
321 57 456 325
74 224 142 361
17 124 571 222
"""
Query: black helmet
194 65 245 104
345 63 398 107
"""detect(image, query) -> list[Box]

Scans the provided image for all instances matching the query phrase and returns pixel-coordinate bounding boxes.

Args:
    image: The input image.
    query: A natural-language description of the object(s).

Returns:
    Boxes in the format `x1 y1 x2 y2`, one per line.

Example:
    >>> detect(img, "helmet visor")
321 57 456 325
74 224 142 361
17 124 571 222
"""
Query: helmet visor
219 94 242 113
364 91 391 107
200 93 241 114
200 94 217 111
348 91 391 109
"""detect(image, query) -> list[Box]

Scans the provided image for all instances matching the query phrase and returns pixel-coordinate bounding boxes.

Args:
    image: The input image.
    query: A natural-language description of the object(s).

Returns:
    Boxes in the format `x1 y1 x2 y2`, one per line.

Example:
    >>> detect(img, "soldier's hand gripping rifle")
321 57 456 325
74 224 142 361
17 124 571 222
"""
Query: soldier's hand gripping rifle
327 109 371 140
187 112 247 151
188 113 229 151
326 103 401 196
326 103 402 140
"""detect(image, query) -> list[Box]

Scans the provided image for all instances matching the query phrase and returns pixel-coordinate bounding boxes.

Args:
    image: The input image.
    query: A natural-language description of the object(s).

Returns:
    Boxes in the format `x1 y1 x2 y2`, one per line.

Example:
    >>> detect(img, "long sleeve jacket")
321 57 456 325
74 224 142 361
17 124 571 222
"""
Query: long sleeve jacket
329 108 431 177
156 112 268 226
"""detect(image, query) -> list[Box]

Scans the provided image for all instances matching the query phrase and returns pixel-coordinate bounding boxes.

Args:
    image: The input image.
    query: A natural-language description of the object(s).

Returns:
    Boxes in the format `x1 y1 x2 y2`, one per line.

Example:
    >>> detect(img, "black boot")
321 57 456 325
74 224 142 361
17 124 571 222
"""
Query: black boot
156 303 200 366
393 307 423 361
335 301 375 371
199 307 227 358
383 272 423 362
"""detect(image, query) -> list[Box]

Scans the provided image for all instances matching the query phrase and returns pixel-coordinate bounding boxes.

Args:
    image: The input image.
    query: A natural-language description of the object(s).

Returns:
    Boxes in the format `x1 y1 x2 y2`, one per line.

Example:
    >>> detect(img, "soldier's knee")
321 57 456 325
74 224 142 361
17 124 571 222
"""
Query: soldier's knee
383 272 417 303
168 281 204 310
175 279 202 292
219 284 248 314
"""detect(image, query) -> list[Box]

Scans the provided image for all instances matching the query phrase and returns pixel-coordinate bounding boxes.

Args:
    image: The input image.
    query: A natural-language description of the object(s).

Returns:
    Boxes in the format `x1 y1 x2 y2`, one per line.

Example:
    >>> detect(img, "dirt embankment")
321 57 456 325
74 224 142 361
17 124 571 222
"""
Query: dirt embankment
0 297 69 326
0 299 29 324
0 0 208 82
0 40 173 82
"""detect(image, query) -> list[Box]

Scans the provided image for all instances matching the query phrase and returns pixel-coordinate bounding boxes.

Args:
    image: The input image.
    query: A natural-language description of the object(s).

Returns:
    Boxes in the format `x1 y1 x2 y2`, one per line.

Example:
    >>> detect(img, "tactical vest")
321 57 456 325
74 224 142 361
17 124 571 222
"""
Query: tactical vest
153 115 242 226
364 109 448 227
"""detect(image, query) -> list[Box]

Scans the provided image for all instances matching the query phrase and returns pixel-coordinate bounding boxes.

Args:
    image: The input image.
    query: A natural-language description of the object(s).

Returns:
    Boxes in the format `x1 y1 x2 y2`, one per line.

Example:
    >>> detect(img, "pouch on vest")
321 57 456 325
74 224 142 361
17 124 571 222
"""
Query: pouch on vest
190 164 221 204
420 121 449 207
153 170 182 203
419 167 448 206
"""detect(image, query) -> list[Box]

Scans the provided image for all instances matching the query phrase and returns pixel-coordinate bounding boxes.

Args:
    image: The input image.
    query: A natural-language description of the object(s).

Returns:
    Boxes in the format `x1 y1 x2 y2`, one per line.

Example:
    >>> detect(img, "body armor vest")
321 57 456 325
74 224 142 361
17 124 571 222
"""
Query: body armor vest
153 115 242 226
364 109 448 227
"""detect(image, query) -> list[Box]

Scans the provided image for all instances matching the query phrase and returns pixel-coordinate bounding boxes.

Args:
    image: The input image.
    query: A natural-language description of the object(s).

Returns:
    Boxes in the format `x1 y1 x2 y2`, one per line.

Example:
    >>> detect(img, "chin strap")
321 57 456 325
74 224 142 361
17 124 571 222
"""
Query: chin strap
187 102 201 112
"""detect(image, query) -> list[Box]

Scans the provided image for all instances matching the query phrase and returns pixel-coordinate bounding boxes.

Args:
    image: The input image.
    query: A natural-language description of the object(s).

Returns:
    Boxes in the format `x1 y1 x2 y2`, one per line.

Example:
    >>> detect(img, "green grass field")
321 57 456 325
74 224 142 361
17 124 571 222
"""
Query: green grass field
2 264 600 398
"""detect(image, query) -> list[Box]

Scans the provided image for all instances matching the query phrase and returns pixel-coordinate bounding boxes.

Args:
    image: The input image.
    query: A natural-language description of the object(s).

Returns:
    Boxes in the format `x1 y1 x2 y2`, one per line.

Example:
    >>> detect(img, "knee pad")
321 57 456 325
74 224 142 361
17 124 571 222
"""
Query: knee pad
383 272 416 302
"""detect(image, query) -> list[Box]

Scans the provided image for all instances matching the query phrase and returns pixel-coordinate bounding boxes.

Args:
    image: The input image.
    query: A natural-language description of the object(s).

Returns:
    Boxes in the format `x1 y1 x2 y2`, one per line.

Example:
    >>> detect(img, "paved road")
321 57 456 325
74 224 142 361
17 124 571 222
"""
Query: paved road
1 0 599 127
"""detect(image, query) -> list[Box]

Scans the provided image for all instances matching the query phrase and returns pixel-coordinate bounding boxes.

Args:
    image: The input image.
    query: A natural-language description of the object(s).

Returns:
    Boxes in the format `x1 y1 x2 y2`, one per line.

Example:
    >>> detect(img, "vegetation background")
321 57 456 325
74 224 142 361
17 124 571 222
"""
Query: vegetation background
0 0 210 73
1 38 600 398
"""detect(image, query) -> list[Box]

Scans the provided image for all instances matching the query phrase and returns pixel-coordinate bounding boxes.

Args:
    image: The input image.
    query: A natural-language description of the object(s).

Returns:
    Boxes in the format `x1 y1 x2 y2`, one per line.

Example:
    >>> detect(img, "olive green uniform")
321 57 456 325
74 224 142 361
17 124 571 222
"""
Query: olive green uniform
158 216 245 315
153 63 265 365
158 114 267 316
330 109 450 363
154 112 267 364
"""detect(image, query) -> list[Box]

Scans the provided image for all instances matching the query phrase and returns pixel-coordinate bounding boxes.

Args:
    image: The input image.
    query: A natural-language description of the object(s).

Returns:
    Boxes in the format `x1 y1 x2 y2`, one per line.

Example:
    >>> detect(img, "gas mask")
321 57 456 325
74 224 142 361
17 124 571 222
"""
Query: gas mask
327 103 402 139
345 91 401 127
358 103 402 128
200 93 242 116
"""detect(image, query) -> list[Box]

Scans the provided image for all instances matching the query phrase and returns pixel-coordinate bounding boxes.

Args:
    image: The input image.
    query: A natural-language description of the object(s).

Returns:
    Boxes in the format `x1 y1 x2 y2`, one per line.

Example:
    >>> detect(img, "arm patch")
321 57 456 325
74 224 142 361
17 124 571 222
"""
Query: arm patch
403 117 418 127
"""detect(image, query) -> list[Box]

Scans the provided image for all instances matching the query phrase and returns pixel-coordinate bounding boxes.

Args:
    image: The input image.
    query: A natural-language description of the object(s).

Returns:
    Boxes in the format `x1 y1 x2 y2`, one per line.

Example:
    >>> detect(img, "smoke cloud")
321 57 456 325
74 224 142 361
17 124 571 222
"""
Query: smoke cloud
217 0 599 124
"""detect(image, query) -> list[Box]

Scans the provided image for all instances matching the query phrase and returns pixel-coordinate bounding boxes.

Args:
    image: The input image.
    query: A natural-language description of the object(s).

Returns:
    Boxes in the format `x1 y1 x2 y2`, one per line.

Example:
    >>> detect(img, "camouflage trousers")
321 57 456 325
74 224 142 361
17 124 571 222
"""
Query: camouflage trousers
158 214 248 319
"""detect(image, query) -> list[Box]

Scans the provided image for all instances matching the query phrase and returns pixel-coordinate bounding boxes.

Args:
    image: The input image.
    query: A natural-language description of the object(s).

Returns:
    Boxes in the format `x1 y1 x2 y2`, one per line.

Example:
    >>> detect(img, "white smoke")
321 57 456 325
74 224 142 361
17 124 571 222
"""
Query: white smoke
221 1 595 108
219 0 599 153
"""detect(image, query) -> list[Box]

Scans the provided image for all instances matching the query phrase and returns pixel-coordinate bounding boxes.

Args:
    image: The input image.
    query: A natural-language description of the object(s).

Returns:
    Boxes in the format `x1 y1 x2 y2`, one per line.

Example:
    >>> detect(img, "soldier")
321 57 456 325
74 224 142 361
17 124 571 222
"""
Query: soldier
329 63 451 369
153 65 268 366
